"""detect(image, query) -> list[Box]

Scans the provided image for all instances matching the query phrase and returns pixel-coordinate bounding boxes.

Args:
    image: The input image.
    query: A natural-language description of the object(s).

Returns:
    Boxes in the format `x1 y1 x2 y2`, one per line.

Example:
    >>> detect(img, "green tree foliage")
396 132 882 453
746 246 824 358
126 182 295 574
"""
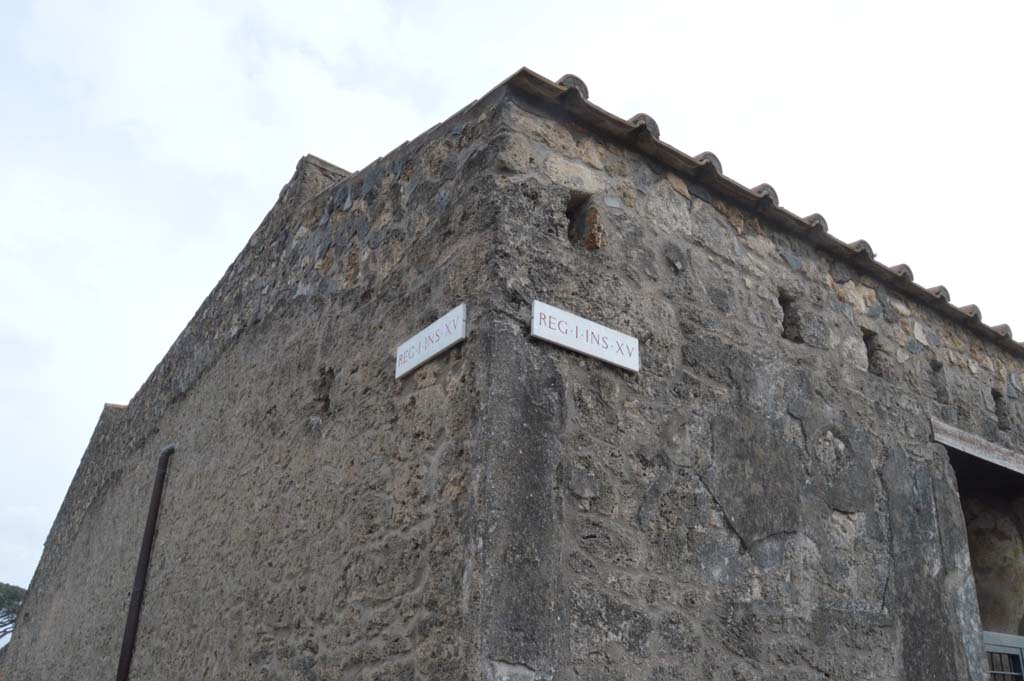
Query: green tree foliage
0 583 26 640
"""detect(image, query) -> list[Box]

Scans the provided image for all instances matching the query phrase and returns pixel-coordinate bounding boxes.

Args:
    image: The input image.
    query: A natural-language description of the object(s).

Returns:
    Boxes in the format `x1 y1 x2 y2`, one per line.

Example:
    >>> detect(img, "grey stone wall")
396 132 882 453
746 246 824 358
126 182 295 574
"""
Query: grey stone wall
7 73 1024 680
4 91 509 680
473 91 1024 679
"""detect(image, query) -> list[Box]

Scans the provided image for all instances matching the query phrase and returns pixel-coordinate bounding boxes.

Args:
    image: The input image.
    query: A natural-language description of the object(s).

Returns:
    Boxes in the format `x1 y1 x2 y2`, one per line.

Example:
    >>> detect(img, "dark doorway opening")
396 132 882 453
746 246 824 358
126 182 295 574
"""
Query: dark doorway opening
949 448 1024 679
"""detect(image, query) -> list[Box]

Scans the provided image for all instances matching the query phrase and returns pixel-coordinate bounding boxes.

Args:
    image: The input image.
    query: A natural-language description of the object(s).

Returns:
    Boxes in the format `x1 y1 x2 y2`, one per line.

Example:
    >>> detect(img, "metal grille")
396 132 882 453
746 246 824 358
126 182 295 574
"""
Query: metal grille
989 651 1024 680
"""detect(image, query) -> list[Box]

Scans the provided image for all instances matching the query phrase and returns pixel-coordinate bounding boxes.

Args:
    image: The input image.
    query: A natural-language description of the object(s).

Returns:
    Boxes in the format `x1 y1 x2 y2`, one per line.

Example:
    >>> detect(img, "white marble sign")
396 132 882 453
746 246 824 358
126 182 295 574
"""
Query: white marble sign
530 300 640 372
395 304 467 379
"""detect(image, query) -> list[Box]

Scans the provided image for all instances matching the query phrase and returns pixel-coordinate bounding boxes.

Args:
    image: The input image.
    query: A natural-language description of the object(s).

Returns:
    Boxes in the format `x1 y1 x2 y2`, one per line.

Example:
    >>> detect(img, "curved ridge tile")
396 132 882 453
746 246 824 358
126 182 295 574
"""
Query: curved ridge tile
628 113 660 139
556 85 590 111
927 286 951 302
992 324 1013 338
694 151 722 176
556 74 589 99
847 240 875 259
802 213 828 234
959 304 982 321
752 183 779 209
888 264 914 281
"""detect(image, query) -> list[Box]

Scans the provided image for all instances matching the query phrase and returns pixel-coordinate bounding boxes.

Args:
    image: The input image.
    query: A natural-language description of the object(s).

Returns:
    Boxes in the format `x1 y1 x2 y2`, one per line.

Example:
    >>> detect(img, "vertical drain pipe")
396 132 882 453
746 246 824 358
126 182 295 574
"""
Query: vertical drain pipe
116 444 176 681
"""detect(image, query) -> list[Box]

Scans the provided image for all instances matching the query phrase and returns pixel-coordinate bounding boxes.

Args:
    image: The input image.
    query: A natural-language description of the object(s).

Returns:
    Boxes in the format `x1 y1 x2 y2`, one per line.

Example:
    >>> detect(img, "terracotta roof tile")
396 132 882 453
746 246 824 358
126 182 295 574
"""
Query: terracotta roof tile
959 305 983 321
694 151 723 175
802 213 828 234
627 113 660 139
888 264 914 281
752 184 780 210
847 240 875 259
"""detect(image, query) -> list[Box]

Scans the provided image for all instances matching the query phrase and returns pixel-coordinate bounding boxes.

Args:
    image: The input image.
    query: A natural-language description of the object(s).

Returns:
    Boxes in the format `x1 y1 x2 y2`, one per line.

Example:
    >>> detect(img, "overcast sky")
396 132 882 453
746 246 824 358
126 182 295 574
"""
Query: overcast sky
1 0 1022 607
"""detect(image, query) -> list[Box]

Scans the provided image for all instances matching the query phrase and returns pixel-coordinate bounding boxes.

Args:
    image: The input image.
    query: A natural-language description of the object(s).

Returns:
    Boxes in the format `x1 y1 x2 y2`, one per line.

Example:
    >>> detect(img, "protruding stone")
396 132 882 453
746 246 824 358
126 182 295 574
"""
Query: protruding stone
567 195 606 250
780 250 802 271
568 466 600 500
629 113 660 139
913 321 932 345
557 74 589 99
666 173 691 199
927 285 951 302
694 151 722 175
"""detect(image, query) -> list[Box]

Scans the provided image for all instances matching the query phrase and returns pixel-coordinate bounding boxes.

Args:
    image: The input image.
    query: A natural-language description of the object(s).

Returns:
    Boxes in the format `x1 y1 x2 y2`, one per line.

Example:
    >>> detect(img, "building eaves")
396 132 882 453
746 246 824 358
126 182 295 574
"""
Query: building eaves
495 67 1021 360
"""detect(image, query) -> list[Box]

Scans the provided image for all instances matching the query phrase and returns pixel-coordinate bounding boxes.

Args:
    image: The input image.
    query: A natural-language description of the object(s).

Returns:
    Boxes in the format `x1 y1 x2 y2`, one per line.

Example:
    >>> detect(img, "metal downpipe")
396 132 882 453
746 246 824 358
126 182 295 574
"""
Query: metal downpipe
116 444 176 681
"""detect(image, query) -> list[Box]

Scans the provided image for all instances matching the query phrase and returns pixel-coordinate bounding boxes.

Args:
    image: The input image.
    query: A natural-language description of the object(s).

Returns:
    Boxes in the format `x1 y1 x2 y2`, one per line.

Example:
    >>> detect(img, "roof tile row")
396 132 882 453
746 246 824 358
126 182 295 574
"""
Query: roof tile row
507 68 1020 359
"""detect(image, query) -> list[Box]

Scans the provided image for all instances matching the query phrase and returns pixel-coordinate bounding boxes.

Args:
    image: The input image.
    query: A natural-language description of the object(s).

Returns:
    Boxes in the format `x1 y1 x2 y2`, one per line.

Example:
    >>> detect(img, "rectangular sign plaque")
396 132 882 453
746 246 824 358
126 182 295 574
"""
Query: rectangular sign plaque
395 304 467 379
530 300 640 372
